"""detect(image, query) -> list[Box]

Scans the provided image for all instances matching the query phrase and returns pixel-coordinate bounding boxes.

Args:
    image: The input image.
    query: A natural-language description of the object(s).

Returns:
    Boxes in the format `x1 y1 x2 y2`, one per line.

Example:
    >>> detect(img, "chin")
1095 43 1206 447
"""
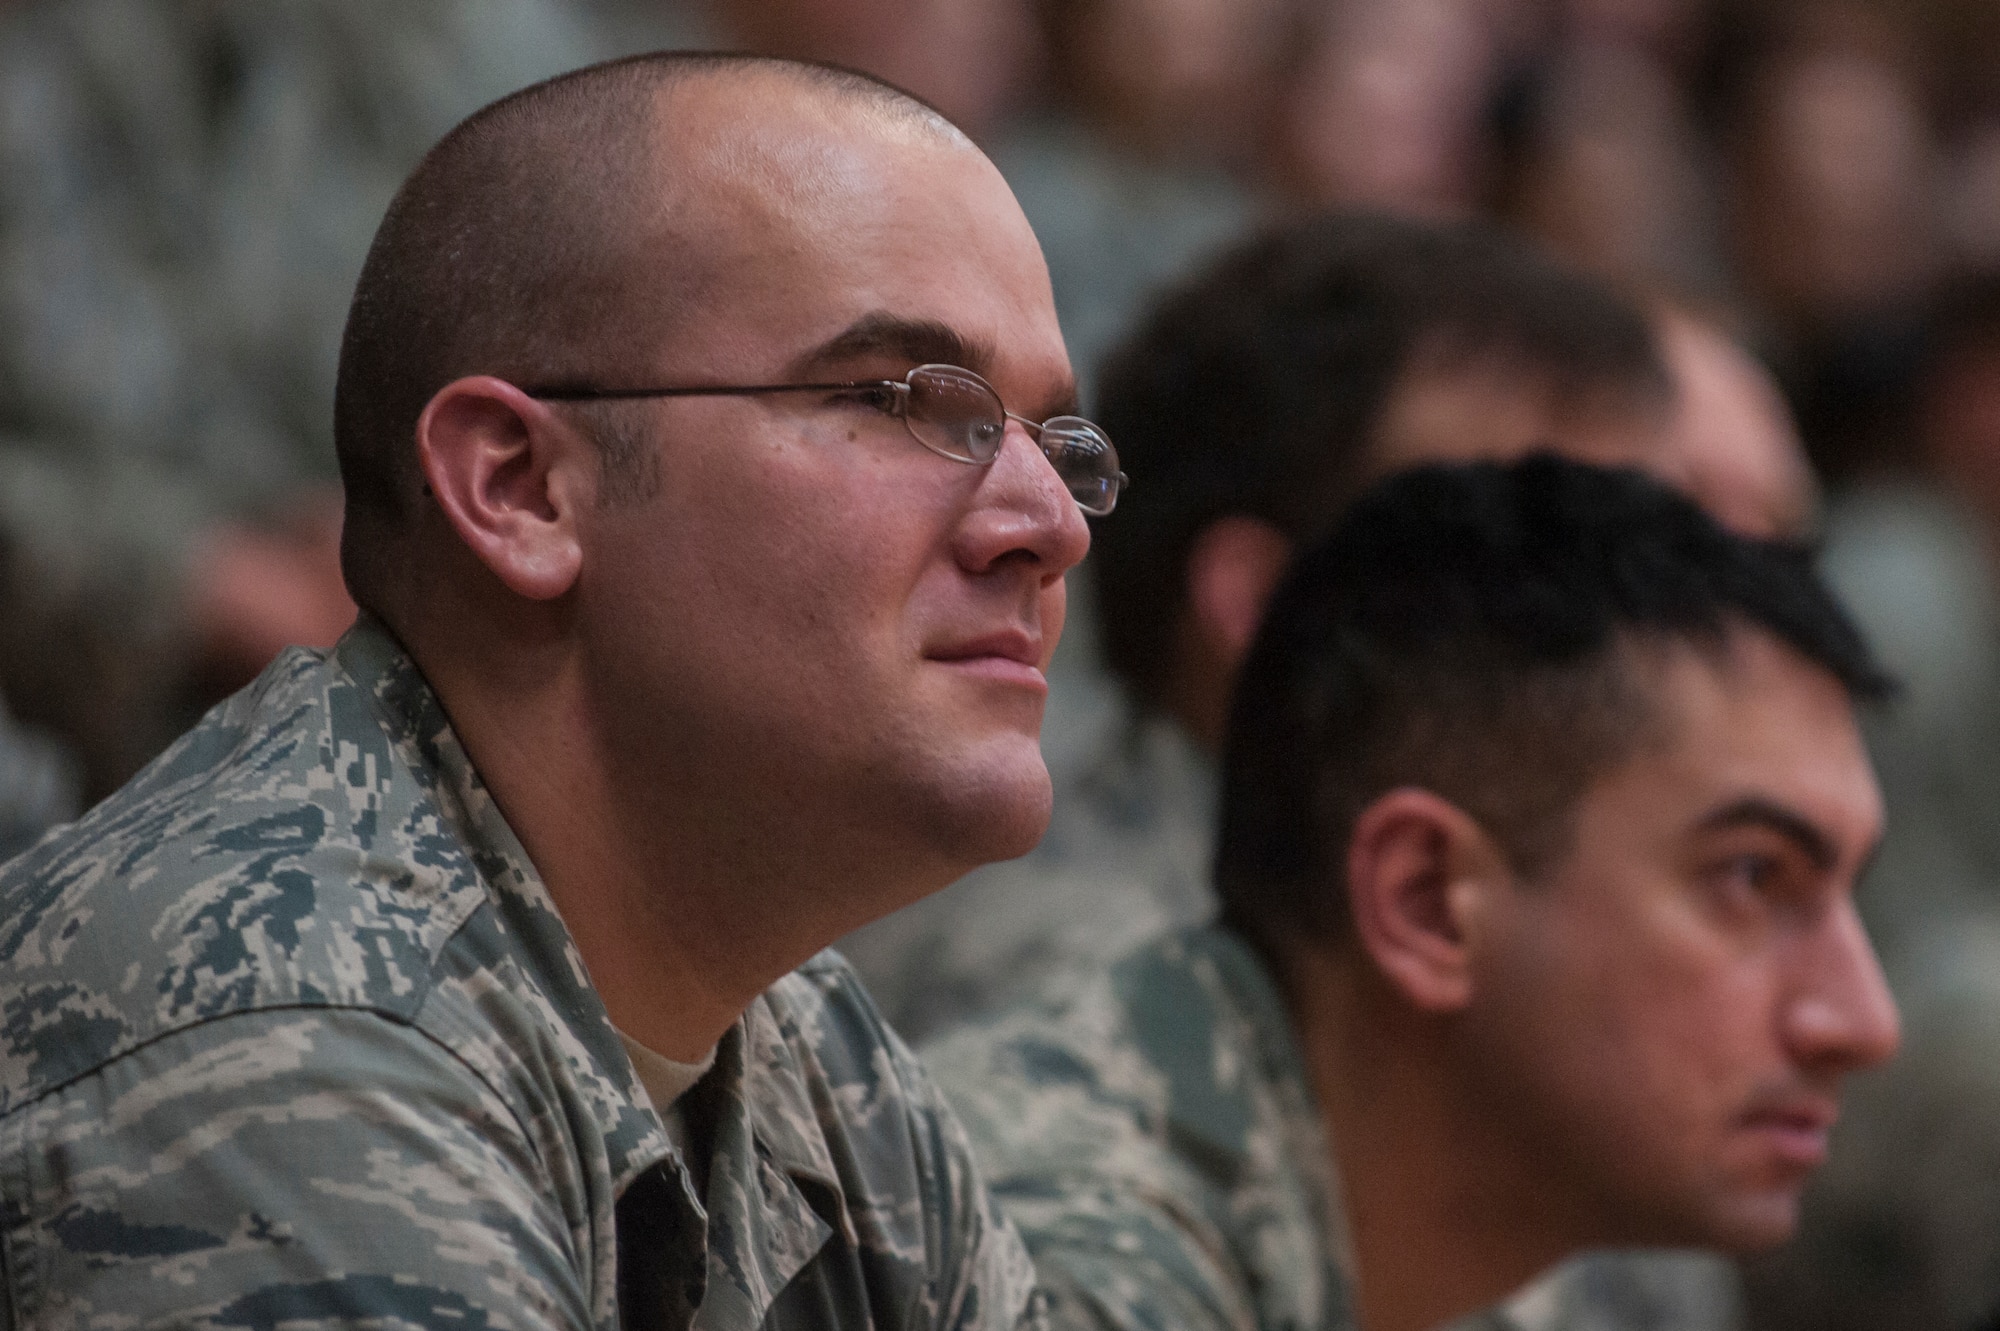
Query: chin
1692 1187 1804 1254
944 747 1054 864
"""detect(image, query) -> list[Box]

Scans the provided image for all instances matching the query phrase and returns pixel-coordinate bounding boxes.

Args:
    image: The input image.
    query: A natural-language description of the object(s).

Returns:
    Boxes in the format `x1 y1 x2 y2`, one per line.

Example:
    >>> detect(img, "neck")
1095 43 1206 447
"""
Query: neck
407 611 943 1062
1283 947 1581 1331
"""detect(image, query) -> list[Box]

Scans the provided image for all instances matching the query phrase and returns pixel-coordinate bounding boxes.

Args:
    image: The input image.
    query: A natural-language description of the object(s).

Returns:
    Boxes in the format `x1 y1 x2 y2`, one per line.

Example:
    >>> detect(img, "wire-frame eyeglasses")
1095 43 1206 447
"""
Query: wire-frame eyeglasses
525 362 1127 516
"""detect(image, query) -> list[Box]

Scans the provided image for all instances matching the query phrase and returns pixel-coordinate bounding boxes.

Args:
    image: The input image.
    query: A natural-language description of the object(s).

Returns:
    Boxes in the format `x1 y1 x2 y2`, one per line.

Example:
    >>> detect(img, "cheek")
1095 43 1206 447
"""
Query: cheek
1482 888 1775 1162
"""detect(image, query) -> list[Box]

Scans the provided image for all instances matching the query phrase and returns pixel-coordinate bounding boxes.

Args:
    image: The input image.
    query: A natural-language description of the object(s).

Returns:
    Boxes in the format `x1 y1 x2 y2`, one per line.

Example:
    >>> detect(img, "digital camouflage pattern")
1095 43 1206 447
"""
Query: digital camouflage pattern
923 924 1743 1331
0 619 1043 1330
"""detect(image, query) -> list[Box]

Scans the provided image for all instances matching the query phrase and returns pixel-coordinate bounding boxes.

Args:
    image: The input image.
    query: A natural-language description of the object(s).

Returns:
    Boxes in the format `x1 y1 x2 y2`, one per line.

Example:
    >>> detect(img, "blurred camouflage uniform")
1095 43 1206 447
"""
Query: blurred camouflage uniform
840 700 1215 1043
0 0 625 792
923 925 1743 1331
0 620 1043 1329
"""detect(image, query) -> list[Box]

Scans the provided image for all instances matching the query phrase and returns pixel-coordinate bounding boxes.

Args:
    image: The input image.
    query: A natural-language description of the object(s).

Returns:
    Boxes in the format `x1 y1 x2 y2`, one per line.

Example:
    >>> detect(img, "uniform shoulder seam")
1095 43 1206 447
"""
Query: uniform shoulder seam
0 999 522 1146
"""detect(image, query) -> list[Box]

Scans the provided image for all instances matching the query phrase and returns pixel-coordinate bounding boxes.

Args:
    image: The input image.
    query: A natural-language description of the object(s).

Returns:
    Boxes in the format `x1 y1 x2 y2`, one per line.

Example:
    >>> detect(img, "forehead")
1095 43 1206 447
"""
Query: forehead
1369 349 1670 478
639 74 1064 381
1580 630 1882 852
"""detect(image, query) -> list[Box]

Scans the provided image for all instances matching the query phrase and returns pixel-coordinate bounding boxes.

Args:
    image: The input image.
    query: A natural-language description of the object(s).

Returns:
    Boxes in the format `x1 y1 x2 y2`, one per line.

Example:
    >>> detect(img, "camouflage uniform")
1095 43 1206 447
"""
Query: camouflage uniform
0 619 1043 1330
923 925 1742 1331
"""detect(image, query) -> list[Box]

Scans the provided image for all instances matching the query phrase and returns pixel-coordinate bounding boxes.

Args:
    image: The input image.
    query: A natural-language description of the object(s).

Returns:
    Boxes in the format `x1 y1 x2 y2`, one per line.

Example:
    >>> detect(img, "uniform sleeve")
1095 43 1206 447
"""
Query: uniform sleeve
1493 1253 1744 1331
0 1006 595 1330
921 1029 1261 1331
902 1044 1050 1331
788 956 1047 1331
964 1157 1256 1331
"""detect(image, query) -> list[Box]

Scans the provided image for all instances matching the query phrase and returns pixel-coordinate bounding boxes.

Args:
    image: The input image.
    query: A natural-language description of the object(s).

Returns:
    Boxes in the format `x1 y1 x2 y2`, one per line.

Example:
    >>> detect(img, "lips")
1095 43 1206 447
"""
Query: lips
926 630 1047 688
926 629 1042 669
1738 1096 1839 1170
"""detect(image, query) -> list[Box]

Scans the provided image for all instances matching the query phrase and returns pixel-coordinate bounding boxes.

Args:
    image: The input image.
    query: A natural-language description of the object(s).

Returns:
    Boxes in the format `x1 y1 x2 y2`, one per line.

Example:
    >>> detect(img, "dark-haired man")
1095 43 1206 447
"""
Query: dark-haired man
926 457 1900 1331
0 53 1111 1326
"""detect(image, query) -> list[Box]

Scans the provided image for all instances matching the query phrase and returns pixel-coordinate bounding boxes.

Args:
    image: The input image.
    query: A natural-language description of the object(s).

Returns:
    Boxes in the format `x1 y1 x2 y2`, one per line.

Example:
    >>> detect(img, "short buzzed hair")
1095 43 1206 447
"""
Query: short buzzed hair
1215 456 1892 952
333 51 961 609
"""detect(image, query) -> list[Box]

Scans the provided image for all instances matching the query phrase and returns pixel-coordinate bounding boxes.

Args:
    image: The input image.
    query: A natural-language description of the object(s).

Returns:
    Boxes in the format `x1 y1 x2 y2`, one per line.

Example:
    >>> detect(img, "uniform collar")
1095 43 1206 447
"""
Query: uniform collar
333 617 673 1194
688 994 850 1327
336 619 844 1326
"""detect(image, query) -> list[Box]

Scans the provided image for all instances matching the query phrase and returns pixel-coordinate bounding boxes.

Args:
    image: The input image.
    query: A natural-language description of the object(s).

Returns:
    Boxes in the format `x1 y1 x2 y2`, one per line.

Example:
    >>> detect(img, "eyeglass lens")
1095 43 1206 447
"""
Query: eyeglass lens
905 367 1007 464
903 366 1123 515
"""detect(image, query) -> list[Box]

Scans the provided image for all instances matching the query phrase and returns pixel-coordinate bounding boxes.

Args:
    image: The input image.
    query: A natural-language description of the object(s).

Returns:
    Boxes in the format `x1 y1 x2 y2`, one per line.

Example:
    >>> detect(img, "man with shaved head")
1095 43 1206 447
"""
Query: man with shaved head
0 52 1111 1327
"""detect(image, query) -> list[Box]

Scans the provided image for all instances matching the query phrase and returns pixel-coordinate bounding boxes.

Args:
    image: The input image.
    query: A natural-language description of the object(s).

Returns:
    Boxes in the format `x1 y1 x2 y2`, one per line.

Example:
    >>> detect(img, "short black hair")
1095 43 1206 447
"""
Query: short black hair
1090 213 1672 717
1214 455 1893 949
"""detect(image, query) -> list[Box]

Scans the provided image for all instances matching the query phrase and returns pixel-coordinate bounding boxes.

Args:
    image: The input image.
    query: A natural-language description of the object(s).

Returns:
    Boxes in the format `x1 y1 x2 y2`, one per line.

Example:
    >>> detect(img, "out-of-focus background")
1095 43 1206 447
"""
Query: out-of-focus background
6 1 2000 1327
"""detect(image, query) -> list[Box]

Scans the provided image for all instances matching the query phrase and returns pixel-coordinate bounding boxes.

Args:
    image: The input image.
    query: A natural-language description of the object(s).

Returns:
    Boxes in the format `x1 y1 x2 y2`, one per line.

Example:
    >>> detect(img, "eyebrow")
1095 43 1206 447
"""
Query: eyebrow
1694 797 1839 873
791 312 998 378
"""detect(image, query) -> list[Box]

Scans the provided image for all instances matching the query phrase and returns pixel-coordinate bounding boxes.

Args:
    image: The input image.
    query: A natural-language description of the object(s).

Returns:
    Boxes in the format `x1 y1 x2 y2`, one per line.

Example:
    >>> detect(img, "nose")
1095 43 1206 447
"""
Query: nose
1782 900 1902 1077
953 420 1093 579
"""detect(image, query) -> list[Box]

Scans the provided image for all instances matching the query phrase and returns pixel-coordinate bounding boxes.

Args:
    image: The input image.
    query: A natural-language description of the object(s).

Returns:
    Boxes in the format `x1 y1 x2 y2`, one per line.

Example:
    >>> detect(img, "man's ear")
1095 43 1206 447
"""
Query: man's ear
417 376 589 601
1187 516 1293 671
1345 787 1511 1013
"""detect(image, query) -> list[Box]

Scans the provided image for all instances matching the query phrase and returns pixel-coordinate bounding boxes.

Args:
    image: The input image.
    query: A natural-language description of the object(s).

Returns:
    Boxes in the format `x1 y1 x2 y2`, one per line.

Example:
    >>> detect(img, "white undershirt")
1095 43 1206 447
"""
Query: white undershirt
618 1031 717 1114
618 1030 719 1198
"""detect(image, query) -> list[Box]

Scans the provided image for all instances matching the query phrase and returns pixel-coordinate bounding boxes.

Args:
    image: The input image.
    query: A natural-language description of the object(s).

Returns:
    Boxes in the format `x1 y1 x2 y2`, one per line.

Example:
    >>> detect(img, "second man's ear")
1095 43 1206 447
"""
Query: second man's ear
1344 787 1512 1014
1186 515 1294 671
417 376 589 602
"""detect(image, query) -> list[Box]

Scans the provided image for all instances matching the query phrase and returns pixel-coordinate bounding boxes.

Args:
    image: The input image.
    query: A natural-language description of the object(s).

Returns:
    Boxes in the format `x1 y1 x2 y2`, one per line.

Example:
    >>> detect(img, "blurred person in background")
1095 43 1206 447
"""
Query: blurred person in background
1726 3 1941 487
928 457 1900 1331
1271 0 1504 217
704 0 1038 140
706 0 1263 432
0 0 698 808
1653 301 1820 541
1498 38 1724 300
1741 270 2000 1331
1728 3 1939 342
1814 274 2000 955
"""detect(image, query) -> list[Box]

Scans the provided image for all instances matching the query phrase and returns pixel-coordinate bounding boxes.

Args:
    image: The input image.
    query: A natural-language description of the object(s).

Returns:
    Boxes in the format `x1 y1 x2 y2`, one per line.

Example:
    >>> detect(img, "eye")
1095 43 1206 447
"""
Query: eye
1719 853 1781 896
1699 843 1815 927
832 383 904 416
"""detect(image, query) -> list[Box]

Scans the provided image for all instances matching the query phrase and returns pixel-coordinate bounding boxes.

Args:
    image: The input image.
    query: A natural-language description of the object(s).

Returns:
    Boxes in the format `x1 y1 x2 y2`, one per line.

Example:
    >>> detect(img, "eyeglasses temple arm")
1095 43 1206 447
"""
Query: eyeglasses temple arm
524 380 895 402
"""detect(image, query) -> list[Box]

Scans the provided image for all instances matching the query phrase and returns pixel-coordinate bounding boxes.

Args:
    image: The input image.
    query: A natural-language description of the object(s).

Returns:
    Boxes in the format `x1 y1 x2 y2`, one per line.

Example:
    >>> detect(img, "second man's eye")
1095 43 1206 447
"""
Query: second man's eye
835 383 905 416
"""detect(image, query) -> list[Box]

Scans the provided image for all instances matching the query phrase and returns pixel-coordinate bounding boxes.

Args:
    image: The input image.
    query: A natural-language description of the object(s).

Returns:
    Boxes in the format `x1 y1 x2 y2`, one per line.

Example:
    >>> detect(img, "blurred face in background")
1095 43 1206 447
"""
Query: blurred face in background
1056 0 1293 161
1275 0 1499 213
1366 340 1671 478
709 0 1041 138
1733 37 1939 332
1654 309 1818 540
1922 332 2000 534
1505 43 1714 295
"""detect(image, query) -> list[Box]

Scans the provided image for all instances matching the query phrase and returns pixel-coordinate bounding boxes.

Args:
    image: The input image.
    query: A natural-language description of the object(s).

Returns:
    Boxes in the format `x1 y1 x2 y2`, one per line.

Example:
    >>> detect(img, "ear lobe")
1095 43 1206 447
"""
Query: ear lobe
417 376 587 602
1186 517 1294 670
1345 787 1507 1013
